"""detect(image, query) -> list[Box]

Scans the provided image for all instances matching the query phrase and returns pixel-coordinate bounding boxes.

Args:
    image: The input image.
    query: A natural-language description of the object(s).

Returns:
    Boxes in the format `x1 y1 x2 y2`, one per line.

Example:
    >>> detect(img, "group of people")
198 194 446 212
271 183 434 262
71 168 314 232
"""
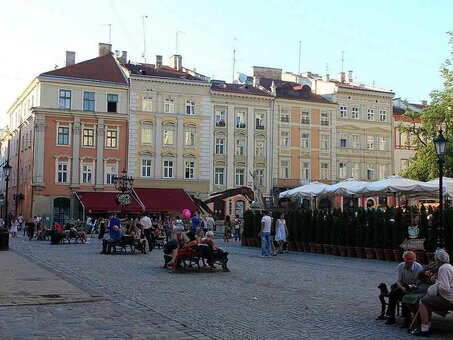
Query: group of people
0 213 43 240
379 249 453 337
259 211 289 257
223 214 242 242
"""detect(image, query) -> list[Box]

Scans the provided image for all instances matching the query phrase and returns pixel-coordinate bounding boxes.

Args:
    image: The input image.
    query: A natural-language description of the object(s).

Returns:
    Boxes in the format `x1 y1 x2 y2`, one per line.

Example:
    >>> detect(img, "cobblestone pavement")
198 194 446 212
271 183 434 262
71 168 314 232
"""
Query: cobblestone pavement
2 235 453 339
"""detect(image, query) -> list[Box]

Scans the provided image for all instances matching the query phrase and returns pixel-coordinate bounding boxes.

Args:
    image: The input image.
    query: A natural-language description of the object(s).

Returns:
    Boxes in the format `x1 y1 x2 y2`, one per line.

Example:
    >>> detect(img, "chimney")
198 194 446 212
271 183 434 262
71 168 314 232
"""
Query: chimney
253 76 260 87
322 74 330 81
65 51 75 66
348 70 353 83
118 51 127 64
420 100 428 106
338 72 345 83
98 43 112 56
156 55 163 68
252 66 282 80
169 55 182 71
270 81 277 96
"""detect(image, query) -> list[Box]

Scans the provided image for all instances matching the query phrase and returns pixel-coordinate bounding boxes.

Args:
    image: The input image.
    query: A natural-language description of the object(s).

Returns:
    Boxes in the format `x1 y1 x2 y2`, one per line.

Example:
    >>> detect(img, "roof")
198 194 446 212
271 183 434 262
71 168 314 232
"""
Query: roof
76 191 144 213
123 63 207 82
210 81 272 97
393 98 426 115
41 54 128 84
333 81 394 95
133 188 198 213
259 78 333 104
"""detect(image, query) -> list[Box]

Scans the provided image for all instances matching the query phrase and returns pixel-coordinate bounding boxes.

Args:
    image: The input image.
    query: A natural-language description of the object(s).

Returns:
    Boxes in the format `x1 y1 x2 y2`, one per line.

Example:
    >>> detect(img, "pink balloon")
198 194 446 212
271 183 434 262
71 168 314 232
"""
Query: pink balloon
182 209 191 219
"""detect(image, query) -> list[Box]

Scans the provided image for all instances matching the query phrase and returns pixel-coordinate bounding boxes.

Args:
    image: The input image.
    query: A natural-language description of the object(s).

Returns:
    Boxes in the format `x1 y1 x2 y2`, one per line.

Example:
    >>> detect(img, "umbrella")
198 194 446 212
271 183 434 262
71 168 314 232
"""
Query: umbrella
347 175 438 197
320 178 369 197
279 181 329 198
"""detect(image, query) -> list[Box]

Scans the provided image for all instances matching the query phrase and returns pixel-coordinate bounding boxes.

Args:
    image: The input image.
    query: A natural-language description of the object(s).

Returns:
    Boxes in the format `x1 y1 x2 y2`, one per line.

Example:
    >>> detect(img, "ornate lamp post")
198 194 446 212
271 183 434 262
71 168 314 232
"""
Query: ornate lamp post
112 169 134 213
433 128 448 249
3 161 12 220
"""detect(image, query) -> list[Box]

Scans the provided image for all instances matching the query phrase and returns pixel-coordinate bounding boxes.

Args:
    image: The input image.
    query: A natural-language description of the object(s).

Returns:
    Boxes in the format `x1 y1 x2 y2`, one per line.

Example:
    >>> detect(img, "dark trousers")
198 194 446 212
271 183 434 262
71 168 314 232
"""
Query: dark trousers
387 286 409 319
102 239 117 254
143 229 155 252
29 227 34 240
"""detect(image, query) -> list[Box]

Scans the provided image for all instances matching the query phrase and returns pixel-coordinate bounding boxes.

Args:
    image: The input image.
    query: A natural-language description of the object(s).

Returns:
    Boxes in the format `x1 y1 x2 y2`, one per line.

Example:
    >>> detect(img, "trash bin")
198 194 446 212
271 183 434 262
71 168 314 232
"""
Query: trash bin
0 229 9 251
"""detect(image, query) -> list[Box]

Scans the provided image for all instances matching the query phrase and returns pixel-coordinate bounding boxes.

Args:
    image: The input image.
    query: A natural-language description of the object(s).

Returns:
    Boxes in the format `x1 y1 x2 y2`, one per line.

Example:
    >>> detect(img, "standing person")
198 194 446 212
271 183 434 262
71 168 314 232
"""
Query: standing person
98 217 106 239
10 218 18 238
140 213 154 252
108 213 121 238
223 215 232 242
275 213 289 254
174 216 184 233
259 211 272 257
17 214 24 236
233 214 242 242
384 250 422 327
191 212 200 235
163 216 173 242
27 217 36 240
206 214 215 231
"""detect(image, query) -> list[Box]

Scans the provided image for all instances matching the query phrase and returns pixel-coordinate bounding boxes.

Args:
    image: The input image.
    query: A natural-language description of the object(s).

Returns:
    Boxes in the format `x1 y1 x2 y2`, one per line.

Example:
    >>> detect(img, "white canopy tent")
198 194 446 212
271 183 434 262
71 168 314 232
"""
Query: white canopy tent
426 177 453 198
279 181 330 198
319 178 369 197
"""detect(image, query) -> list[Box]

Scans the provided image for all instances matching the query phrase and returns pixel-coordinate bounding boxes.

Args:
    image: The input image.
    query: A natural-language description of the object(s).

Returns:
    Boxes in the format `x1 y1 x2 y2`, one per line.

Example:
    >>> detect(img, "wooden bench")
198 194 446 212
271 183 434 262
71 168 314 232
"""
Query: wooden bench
111 236 136 254
163 244 229 272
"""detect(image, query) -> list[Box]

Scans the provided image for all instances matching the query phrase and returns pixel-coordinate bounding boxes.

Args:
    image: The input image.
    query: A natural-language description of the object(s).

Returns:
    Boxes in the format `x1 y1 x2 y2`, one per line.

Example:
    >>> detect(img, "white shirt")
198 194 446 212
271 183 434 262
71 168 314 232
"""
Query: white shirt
261 215 272 233
427 263 453 302
140 216 152 230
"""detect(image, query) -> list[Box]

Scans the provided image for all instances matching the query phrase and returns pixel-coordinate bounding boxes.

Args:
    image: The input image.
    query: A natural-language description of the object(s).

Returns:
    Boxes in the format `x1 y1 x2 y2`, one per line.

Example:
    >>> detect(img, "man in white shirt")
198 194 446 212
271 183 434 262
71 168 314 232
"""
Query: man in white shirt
259 211 272 257
140 213 154 252
414 249 453 337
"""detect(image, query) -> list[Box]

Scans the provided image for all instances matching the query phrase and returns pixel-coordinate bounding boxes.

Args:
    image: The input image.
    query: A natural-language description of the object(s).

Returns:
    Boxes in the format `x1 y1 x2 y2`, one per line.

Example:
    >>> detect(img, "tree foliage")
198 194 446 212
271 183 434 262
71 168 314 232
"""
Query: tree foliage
401 32 453 180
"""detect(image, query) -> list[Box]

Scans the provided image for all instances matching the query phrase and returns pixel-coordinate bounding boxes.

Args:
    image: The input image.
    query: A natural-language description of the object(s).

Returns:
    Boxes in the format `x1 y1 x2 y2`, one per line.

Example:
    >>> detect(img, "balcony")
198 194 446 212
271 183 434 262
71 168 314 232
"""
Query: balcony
236 122 246 129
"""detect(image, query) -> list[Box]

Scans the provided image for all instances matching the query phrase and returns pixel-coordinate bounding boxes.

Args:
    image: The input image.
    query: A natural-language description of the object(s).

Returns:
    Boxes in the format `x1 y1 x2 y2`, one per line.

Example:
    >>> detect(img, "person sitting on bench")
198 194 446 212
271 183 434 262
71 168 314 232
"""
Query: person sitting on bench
413 249 453 337
166 231 198 272
100 225 123 254
202 231 227 268
69 227 89 243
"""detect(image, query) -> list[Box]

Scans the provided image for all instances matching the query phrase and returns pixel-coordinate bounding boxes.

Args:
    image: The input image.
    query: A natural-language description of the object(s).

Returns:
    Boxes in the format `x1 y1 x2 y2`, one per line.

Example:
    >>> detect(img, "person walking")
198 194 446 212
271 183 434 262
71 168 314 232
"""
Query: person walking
10 219 18 238
259 211 272 257
206 214 215 231
233 214 242 242
163 216 173 242
223 215 232 242
140 213 154 252
275 213 288 254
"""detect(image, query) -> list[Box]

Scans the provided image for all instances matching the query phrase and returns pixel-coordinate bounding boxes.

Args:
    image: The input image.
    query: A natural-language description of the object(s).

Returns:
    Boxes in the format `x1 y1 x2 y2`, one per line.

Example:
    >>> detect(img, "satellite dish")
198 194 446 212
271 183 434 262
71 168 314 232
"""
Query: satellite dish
115 50 123 58
236 72 248 84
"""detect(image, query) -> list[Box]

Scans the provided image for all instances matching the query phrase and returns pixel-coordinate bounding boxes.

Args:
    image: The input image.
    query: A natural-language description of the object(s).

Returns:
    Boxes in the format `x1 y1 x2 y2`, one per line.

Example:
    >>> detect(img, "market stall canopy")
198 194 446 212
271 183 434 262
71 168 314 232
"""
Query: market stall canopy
346 175 438 197
426 177 453 198
75 191 144 213
133 188 198 213
279 181 330 198
320 178 369 197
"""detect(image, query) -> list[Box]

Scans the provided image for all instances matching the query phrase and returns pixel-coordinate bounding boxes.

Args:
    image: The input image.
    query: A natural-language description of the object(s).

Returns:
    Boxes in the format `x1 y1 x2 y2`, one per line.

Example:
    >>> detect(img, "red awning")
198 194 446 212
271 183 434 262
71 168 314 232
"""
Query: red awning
76 191 144 213
133 188 198 213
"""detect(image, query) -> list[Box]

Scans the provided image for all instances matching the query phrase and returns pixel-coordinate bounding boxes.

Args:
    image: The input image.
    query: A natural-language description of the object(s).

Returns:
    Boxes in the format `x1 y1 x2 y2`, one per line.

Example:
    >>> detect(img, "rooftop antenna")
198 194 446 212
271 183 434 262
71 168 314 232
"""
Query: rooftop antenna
101 24 112 44
141 15 148 63
232 37 238 82
341 51 345 73
298 40 302 74
325 63 329 75
176 30 185 54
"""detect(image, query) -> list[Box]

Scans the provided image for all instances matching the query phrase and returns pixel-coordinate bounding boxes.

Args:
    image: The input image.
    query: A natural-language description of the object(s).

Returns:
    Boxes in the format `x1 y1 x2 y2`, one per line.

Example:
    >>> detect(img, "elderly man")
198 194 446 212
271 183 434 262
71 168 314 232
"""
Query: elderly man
100 225 123 254
413 249 453 337
385 250 423 327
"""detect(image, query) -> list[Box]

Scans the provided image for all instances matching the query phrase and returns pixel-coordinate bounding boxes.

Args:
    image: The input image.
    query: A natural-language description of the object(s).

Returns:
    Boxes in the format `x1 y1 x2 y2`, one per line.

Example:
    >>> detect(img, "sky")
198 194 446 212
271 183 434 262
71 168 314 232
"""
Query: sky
0 0 452 127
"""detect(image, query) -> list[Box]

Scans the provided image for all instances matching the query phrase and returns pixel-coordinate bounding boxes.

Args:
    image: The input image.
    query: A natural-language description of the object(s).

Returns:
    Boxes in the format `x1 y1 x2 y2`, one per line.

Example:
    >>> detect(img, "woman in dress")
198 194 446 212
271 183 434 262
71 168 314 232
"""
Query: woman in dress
10 219 18 238
223 215 232 242
275 213 288 254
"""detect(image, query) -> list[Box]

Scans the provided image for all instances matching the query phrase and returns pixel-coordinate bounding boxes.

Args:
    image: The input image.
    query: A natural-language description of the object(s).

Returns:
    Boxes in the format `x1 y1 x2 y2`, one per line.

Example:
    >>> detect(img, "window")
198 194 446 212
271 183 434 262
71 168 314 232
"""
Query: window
340 106 348 118
185 131 195 147
352 163 360 179
280 160 290 179
378 164 387 179
401 159 410 171
379 110 387 122
57 127 70 145
56 162 69 183
321 112 329 126
164 98 175 113
163 160 174 178
255 112 265 129
255 169 265 187
321 162 329 180
301 111 310 124
301 161 310 181
367 108 375 121
141 123 152 145
367 136 374 149
83 92 95 111
214 167 225 185
106 129 118 148
141 159 152 177
185 100 195 115
82 128 95 147
81 164 93 184
339 162 347 179
107 94 118 113
235 111 246 128
163 129 174 146
215 109 226 127
281 131 290 147
184 161 195 179
340 133 348 148
105 165 117 184
351 134 360 149
280 107 290 122
256 140 265 157
367 164 375 180
235 168 245 186
400 133 409 147
301 133 310 149
142 97 153 111
235 139 246 156
321 134 330 150
379 136 387 150
351 107 360 119
215 138 225 155
59 90 71 109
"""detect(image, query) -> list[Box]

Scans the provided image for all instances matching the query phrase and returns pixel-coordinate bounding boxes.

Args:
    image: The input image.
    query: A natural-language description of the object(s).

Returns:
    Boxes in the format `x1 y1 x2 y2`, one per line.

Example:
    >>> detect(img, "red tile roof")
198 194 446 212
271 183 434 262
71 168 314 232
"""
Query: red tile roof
41 54 128 84
124 63 207 82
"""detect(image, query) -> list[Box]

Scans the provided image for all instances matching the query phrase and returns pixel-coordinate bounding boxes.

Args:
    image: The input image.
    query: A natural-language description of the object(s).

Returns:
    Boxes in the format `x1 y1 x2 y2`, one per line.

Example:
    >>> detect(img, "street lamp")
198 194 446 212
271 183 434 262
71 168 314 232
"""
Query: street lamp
112 169 134 213
3 161 12 220
433 128 448 249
